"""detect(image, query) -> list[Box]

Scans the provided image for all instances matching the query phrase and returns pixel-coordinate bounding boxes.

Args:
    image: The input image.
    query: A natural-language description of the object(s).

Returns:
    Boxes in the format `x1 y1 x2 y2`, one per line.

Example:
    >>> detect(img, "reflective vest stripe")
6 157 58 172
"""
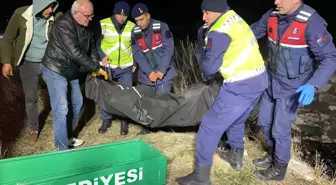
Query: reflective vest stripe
280 43 308 48
100 18 135 68
207 10 265 82
220 37 256 75
268 37 308 48
152 43 162 50
101 30 132 38
223 66 266 83
267 5 315 48
100 23 114 26
134 22 163 52
104 42 132 55
99 61 133 69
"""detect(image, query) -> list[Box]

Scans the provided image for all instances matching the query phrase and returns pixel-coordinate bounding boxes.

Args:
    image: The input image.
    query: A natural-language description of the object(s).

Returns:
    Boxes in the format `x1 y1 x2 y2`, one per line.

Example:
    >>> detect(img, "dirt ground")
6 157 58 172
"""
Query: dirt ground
7 104 335 185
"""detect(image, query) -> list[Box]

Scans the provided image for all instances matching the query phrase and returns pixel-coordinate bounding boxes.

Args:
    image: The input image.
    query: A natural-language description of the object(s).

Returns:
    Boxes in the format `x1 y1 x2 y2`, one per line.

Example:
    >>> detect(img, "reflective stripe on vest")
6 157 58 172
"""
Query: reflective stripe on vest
133 22 162 52
267 12 309 49
100 18 135 69
207 10 265 83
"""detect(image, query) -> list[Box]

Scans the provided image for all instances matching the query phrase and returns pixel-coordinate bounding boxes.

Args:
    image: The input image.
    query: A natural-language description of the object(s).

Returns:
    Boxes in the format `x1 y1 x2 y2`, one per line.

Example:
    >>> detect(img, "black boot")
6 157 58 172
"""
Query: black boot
253 146 273 168
137 127 152 135
175 164 212 185
256 162 287 181
120 120 129 135
98 120 111 134
219 148 244 171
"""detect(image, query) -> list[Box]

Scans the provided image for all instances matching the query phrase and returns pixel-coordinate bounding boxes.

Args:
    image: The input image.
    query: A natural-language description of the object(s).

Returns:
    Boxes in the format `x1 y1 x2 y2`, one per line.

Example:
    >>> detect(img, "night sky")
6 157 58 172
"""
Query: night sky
0 0 333 42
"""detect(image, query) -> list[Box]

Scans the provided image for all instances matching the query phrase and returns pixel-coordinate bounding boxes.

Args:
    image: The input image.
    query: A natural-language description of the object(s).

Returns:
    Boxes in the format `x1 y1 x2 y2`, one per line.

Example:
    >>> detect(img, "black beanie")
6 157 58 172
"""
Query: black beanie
201 0 228 13
113 1 130 16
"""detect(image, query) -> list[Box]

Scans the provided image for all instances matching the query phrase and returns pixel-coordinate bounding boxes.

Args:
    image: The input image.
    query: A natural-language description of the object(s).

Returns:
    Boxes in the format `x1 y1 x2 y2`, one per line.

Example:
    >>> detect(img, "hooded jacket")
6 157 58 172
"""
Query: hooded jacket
1 0 61 66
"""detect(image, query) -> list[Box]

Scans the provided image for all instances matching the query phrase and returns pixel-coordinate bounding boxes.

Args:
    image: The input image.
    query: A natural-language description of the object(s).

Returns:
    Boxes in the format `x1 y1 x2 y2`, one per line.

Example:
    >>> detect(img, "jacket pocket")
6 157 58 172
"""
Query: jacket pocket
283 49 296 79
154 49 164 58
299 55 312 74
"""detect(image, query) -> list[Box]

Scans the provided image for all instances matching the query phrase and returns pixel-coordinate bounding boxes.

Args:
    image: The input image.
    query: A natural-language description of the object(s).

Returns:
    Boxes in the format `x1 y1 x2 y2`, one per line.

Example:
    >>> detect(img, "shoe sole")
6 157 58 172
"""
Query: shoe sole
69 140 84 147
98 125 111 133
120 132 129 135
176 179 212 185
72 142 84 147
231 164 243 171
219 153 243 171
255 171 285 181
98 129 108 134
253 161 272 168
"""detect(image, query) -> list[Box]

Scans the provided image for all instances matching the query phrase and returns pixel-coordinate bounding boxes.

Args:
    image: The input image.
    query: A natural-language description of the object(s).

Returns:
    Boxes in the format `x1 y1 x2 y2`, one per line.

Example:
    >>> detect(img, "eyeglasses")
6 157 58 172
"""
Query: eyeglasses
77 11 94 20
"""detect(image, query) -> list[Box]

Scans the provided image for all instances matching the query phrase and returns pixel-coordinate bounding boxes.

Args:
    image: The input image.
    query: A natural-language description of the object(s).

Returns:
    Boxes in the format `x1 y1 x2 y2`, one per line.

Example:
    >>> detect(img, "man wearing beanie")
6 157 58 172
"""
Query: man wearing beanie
130 3 176 135
95 1 136 135
176 0 268 184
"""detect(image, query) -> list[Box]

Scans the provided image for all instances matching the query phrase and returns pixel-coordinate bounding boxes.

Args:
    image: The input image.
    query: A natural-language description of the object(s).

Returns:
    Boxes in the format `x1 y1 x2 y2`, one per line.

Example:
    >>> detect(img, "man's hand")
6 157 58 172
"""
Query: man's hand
132 66 137 73
148 71 158 82
101 56 109 66
2 64 13 79
296 84 315 106
97 68 108 80
156 71 164 80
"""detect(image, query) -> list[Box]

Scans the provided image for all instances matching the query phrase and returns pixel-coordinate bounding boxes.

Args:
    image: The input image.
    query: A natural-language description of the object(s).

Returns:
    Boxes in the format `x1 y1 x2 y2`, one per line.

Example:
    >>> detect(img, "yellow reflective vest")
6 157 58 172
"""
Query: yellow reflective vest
100 18 135 68
206 10 265 83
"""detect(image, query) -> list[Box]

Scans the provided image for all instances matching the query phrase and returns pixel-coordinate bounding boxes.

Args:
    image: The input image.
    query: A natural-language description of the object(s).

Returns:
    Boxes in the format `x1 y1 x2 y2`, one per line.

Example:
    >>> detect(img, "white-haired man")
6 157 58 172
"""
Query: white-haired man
41 0 108 151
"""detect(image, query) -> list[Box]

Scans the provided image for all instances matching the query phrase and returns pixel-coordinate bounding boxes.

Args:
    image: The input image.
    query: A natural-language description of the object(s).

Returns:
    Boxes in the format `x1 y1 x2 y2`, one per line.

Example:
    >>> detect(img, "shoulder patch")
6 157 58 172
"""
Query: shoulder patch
316 32 330 47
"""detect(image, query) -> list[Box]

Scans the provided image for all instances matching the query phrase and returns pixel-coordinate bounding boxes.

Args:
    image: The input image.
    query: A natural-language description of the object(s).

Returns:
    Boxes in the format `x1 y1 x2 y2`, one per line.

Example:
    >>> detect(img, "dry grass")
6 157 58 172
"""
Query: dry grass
172 37 202 93
3 40 336 185
8 107 335 185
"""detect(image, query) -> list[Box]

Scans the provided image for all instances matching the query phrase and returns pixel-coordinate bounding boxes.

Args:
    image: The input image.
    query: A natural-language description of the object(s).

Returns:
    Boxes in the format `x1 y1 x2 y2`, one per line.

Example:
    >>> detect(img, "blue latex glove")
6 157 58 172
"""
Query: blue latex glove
296 84 315 105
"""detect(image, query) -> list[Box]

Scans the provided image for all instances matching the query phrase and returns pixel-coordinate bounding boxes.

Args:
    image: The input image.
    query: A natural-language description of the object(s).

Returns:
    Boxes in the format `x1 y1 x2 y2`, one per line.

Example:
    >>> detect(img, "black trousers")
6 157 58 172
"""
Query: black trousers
18 61 42 132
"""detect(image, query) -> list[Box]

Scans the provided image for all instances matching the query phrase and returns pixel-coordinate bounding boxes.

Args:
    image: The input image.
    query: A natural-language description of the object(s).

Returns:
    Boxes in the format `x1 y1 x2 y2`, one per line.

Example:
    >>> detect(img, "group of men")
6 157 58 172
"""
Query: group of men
176 0 336 184
94 1 176 135
1 0 176 150
1 0 336 183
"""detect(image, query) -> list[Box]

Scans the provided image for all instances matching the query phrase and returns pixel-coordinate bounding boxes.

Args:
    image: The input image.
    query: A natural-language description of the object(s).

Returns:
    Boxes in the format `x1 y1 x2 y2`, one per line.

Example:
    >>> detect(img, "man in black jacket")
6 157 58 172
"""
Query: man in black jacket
41 0 108 151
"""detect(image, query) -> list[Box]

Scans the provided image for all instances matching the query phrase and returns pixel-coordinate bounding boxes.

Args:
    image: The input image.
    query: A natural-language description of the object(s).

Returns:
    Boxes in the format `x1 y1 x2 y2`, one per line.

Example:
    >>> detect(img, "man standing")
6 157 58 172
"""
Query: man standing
130 3 176 93
250 0 336 181
1 0 61 144
41 0 108 151
176 0 268 184
95 1 135 135
130 3 176 135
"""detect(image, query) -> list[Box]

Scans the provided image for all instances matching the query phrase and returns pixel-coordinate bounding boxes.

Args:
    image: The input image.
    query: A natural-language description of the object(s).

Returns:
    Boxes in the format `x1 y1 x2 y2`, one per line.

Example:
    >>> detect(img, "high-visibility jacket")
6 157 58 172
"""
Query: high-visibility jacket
206 10 265 83
100 18 135 69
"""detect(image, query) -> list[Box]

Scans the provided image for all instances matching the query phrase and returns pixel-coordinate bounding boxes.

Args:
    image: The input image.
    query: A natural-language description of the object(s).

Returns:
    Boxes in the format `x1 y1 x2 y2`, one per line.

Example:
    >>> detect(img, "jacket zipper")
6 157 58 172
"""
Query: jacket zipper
118 34 121 67
273 20 281 71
